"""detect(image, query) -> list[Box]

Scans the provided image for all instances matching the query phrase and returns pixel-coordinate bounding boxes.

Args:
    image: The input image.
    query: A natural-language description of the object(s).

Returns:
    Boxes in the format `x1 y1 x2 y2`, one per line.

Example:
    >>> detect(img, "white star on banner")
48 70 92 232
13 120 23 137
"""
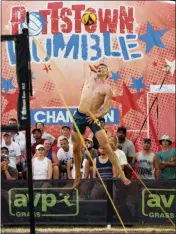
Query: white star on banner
4 24 10 31
134 22 140 30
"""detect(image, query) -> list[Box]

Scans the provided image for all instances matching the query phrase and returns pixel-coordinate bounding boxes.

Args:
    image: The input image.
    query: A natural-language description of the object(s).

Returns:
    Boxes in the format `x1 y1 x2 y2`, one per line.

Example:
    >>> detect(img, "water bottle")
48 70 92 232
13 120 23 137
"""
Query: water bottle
18 172 22 180
64 173 67 179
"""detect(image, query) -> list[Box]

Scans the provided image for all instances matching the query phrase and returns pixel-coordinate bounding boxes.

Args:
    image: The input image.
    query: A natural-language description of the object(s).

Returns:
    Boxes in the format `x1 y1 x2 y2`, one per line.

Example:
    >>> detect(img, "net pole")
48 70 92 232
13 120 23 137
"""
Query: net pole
22 28 36 234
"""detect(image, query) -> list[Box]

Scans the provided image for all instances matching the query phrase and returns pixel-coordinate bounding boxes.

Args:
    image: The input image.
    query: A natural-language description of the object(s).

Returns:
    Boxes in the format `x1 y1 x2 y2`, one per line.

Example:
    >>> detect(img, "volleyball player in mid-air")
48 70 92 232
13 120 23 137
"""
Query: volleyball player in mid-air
71 63 131 187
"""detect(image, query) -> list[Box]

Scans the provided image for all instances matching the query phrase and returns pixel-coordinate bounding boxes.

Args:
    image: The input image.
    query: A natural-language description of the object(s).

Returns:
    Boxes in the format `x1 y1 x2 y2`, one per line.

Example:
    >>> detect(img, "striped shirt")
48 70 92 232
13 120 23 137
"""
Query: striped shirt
95 157 112 178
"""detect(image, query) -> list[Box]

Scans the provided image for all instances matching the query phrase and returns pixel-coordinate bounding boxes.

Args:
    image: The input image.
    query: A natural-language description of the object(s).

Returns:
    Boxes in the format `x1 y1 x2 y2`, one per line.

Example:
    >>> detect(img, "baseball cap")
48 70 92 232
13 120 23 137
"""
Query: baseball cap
143 138 152 143
61 125 70 130
3 132 12 136
117 126 127 134
32 128 42 134
57 135 68 147
1 154 9 159
85 137 93 143
36 144 45 150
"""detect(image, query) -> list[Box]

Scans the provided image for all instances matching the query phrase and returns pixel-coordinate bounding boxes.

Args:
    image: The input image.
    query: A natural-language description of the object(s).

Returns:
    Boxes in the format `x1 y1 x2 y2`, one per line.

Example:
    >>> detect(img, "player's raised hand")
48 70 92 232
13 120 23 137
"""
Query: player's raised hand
88 64 97 73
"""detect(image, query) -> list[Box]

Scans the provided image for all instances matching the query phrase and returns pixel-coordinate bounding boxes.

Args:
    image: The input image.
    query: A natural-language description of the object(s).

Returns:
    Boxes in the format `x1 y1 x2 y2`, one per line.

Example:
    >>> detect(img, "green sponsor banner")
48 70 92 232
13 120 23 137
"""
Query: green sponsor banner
2 180 176 225
9 187 79 218
142 188 176 219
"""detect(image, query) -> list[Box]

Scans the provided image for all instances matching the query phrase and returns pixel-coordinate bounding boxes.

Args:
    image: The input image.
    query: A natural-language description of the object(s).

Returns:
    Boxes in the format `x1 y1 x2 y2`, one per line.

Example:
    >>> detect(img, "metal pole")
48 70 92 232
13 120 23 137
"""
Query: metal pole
23 26 36 234
106 179 113 226
146 92 150 138
26 125 35 234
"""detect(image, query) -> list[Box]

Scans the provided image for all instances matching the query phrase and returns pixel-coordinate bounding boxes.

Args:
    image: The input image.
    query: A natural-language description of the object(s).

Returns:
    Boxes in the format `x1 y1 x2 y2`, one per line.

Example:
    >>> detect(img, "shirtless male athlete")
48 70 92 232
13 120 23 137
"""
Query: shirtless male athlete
71 63 131 187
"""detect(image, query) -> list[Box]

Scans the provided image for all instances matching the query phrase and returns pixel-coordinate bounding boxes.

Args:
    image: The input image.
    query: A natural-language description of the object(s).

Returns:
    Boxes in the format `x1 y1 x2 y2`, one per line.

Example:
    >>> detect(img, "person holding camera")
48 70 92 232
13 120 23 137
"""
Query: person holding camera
1 154 18 180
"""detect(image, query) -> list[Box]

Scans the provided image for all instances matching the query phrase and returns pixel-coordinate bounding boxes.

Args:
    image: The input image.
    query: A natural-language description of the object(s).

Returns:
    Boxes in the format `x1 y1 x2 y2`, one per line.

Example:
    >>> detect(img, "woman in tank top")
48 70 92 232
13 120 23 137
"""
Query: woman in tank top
32 144 52 180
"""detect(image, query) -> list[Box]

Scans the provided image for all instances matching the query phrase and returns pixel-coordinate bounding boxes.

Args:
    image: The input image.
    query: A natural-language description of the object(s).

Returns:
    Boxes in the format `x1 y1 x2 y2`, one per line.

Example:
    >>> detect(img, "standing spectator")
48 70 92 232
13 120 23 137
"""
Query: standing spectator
31 129 47 156
133 138 160 180
1 132 21 169
32 144 52 180
82 137 98 178
109 136 127 172
91 148 116 200
1 154 18 180
43 140 59 179
31 122 56 146
7 118 26 153
57 136 73 178
57 125 72 147
157 135 176 180
93 148 116 179
117 126 135 179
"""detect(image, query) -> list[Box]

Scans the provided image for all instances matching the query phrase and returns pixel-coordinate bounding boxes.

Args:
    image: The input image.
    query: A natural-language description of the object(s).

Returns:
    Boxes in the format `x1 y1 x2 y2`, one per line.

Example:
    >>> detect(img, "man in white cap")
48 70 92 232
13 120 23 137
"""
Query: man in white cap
57 125 72 147
157 135 176 180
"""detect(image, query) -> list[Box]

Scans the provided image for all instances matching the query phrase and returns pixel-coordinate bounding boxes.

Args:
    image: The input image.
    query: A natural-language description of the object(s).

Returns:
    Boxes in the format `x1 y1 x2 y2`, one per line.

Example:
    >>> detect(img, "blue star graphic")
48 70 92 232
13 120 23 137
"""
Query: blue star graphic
1 77 16 93
129 76 147 93
138 21 168 54
111 72 121 82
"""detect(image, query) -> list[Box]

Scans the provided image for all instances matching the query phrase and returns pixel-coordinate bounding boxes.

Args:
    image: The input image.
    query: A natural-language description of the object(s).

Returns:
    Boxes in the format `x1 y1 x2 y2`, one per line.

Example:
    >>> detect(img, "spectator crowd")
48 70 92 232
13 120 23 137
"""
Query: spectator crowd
1 118 176 182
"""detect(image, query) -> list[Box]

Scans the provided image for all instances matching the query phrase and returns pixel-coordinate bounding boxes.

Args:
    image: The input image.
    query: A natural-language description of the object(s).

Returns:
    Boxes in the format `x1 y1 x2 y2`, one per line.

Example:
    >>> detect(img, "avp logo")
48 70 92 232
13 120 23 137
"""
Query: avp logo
9 188 79 218
142 188 176 219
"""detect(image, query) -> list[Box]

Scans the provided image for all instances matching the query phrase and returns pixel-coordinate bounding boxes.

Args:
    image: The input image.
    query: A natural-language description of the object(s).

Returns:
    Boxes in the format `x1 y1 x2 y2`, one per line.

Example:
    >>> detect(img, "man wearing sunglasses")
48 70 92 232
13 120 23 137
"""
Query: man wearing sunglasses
1 154 18 180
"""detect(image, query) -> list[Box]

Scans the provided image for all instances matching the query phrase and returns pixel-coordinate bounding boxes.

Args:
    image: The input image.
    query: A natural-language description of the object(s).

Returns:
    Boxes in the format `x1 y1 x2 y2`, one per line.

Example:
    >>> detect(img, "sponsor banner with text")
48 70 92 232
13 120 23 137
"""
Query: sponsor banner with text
2 180 176 225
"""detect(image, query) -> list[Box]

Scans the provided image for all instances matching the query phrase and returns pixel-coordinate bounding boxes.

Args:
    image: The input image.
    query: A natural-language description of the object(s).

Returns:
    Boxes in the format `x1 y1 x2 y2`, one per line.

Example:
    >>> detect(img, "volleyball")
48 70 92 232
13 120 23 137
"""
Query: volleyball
20 12 45 36
81 11 97 25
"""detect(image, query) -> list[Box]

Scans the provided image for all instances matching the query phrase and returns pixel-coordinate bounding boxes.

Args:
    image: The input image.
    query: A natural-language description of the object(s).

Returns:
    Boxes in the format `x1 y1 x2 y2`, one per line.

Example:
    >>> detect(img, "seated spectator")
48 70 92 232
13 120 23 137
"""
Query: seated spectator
31 122 57 146
7 118 26 153
43 140 59 179
1 146 9 156
117 126 135 179
1 132 21 169
57 125 72 147
32 144 52 180
1 146 13 168
57 136 73 178
1 154 18 180
109 136 128 172
31 129 47 156
82 138 98 178
133 138 160 180
157 135 176 180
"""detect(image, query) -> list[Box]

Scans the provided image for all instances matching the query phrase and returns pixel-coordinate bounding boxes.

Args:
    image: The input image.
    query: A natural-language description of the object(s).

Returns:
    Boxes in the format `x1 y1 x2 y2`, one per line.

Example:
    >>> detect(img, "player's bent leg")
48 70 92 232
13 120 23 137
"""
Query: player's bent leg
71 130 82 188
95 130 131 185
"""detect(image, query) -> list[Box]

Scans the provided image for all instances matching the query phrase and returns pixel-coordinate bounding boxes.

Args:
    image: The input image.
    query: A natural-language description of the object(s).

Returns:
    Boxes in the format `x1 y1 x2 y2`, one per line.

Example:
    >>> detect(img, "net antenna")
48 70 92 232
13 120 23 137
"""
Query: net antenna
1 12 35 234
